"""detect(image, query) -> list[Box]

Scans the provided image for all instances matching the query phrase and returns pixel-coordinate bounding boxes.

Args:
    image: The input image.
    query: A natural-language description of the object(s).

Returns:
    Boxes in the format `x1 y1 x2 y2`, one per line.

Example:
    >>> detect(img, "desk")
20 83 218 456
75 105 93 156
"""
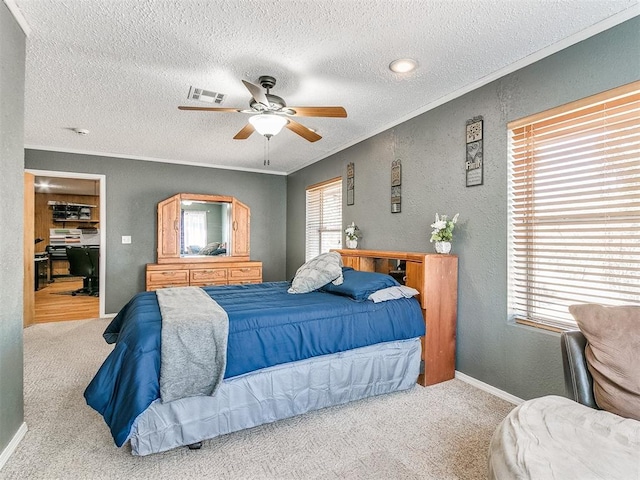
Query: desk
46 245 70 279
34 255 49 290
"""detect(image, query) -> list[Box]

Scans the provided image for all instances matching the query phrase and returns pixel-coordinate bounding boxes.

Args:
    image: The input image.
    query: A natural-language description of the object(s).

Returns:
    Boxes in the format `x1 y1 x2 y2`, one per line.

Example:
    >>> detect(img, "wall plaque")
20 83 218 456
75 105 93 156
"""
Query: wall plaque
466 116 484 187
347 162 355 205
391 159 401 213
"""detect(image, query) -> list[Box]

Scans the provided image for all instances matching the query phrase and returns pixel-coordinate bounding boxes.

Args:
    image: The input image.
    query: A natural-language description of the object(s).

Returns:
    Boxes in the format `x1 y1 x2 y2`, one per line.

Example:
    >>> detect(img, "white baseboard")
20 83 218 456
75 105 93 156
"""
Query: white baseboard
0 422 27 471
455 371 524 405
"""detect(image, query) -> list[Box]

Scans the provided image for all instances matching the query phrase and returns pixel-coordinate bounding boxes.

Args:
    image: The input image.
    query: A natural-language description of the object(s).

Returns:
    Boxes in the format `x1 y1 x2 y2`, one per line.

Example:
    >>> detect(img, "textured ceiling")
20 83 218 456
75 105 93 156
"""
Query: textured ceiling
15 0 639 175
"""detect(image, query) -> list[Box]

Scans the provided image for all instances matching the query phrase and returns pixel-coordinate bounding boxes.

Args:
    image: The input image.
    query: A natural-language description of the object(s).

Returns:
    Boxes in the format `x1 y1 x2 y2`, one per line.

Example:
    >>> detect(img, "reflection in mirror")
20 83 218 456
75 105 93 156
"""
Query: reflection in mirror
180 200 231 257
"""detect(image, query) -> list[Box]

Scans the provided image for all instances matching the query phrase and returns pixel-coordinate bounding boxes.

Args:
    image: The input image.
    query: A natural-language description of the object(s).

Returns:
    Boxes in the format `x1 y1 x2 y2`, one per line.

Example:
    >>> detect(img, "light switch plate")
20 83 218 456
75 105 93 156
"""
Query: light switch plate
121 235 132 244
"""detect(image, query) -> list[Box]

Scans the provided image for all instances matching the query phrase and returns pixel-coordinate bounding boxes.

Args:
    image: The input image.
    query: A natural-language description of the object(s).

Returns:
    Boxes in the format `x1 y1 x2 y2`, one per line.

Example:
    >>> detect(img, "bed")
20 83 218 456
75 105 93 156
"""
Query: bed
85 259 428 455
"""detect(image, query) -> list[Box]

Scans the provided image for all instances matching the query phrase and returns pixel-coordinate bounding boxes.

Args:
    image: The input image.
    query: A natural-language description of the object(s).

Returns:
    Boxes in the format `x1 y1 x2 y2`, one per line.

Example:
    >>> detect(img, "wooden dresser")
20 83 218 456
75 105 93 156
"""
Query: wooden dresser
146 261 262 291
146 192 262 291
334 249 458 387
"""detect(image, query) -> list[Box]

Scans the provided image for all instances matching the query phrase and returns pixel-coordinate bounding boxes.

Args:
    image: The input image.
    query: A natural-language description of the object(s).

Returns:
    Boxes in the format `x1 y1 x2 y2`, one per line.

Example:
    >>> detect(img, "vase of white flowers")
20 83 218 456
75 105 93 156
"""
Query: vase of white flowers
430 213 459 254
344 222 361 249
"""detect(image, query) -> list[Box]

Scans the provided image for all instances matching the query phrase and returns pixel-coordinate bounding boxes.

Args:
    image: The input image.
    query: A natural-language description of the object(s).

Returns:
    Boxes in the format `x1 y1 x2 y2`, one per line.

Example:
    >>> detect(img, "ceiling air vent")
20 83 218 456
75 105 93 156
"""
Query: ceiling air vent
187 86 225 104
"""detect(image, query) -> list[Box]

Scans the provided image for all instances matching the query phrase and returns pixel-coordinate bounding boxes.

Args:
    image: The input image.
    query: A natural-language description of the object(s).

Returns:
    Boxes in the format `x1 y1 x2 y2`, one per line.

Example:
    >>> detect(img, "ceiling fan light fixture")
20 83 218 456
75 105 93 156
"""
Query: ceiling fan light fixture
249 114 288 137
389 58 417 73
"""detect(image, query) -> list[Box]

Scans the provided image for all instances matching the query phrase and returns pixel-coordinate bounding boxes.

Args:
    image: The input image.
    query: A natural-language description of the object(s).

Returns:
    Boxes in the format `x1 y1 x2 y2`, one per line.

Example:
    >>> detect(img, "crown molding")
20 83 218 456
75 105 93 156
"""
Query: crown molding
3 0 31 36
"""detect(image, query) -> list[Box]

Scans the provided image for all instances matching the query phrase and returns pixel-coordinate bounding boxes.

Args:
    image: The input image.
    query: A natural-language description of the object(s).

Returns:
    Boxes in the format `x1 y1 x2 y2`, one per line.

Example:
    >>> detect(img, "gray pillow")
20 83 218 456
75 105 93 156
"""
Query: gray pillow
288 252 344 294
199 242 221 255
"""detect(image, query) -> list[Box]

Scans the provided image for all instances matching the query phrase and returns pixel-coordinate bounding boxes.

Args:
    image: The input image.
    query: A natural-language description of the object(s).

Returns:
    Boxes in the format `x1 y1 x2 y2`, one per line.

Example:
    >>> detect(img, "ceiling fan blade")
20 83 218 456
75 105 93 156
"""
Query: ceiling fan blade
242 80 270 109
287 106 347 118
178 106 241 112
233 123 255 140
285 119 322 142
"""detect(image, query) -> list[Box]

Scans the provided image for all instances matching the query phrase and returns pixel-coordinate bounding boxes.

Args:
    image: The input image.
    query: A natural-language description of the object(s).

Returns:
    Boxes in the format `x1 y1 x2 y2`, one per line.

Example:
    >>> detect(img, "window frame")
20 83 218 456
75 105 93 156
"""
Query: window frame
305 177 343 262
507 81 640 331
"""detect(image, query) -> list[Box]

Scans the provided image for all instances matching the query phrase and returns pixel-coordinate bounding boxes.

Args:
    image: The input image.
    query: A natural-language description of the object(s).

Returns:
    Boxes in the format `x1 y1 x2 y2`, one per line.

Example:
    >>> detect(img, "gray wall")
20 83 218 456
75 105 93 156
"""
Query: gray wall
0 2 26 455
25 151 287 313
286 17 640 400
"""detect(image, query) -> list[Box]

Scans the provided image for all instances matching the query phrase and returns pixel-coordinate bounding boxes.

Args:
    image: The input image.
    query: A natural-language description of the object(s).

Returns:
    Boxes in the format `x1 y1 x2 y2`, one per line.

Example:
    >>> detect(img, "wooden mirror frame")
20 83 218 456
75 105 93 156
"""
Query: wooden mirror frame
157 193 250 264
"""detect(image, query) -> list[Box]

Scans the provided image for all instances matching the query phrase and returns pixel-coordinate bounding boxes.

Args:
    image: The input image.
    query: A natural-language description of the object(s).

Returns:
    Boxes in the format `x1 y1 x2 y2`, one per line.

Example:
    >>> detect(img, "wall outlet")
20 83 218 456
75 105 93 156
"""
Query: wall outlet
121 235 132 244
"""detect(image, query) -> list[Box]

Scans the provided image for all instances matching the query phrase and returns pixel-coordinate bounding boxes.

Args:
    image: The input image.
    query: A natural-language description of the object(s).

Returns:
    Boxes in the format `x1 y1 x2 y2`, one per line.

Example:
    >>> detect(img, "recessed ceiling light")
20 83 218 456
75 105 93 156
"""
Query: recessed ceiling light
389 58 417 73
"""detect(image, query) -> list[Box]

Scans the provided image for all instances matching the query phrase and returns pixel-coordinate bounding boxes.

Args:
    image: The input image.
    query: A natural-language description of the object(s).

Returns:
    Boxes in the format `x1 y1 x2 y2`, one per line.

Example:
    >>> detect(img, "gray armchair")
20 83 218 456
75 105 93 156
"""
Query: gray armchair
560 330 598 409
490 331 638 479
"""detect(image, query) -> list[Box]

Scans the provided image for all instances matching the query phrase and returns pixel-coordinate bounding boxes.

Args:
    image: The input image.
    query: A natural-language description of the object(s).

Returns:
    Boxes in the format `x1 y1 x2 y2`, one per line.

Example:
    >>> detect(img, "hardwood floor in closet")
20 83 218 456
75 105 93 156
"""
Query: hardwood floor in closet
34 278 99 323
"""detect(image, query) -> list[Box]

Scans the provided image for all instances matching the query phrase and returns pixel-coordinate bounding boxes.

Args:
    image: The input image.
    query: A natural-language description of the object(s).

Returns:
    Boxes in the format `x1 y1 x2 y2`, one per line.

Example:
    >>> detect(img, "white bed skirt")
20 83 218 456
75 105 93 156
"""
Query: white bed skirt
130 338 422 455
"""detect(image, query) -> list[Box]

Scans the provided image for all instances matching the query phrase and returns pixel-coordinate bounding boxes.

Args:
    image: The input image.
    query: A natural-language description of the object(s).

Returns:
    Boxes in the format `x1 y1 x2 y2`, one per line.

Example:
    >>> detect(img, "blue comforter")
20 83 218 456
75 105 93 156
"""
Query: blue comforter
84 281 425 446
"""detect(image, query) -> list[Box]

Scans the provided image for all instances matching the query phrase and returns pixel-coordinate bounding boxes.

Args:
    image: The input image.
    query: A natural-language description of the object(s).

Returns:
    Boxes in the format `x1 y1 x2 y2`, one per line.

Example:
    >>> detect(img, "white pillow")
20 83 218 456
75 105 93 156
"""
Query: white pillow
368 285 419 303
288 252 344 294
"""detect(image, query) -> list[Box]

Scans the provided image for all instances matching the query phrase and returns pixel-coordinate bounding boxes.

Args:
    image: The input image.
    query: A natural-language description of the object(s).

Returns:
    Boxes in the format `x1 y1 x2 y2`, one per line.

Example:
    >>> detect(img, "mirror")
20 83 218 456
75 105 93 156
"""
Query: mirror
157 193 250 264
180 200 231 257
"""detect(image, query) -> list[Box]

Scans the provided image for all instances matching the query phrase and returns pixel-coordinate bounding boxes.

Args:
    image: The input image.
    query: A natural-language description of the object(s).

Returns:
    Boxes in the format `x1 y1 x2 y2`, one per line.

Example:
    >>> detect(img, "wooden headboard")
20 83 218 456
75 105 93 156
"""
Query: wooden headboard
333 249 458 387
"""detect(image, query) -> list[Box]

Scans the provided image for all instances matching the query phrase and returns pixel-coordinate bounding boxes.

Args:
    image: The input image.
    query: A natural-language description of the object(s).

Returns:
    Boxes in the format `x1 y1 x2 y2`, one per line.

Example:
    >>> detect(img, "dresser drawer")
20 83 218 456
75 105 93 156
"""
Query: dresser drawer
146 262 262 290
228 266 262 282
147 283 188 291
228 279 262 285
190 268 227 284
147 269 189 286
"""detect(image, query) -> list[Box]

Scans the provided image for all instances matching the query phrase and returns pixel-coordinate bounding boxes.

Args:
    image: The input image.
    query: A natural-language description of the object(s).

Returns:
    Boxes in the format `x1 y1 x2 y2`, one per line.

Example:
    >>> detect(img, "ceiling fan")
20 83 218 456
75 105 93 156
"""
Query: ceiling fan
178 76 347 143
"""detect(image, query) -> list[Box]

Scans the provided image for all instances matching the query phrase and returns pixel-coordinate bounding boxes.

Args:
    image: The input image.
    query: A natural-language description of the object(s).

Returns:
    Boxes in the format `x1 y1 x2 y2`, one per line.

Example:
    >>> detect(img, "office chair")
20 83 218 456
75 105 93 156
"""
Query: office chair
66 247 97 296
87 247 100 296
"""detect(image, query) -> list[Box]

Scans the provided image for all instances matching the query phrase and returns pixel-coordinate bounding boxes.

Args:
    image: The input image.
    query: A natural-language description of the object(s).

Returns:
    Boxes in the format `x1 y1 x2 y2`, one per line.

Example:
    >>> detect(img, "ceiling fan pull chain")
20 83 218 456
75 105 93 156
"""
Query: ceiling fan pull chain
264 137 270 166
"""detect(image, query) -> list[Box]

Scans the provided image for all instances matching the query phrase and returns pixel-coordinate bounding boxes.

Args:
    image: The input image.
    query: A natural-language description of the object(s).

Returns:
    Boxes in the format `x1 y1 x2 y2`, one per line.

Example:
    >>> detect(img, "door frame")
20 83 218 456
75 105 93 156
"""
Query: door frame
26 169 107 318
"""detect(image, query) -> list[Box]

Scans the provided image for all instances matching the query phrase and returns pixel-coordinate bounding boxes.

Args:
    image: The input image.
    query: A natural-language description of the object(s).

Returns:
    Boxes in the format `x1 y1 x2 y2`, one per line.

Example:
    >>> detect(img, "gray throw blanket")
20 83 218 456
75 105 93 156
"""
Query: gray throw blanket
156 287 228 403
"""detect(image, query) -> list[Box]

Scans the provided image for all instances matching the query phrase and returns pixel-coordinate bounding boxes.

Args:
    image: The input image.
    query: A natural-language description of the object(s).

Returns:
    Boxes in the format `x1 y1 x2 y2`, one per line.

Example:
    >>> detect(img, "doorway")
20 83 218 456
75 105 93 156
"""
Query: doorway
25 170 106 324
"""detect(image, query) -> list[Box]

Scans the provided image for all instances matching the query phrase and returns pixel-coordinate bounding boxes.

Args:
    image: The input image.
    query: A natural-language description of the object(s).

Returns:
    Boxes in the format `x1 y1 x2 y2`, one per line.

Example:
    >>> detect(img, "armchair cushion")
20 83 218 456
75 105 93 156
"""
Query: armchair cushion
569 304 640 421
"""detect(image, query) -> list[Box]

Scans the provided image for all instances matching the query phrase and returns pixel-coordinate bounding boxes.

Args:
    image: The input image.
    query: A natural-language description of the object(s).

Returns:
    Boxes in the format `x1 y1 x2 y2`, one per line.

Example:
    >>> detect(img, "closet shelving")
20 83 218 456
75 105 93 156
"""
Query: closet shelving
48 201 98 224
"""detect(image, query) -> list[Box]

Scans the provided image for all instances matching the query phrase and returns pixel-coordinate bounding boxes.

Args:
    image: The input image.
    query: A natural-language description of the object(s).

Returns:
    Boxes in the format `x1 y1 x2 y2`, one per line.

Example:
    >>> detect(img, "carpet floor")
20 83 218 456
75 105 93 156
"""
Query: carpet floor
2 318 515 479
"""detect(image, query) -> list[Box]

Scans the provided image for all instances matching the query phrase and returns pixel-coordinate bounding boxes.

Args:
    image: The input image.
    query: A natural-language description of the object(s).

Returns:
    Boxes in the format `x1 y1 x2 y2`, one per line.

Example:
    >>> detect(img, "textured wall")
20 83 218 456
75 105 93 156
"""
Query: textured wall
25 151 287 314
0 1 26 455
286 17 640 400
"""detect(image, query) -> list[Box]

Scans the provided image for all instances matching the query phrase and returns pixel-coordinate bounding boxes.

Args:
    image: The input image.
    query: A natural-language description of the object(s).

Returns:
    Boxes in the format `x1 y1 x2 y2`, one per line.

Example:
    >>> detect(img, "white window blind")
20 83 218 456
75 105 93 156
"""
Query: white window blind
183 210 207 250
508 81 640 330
306 177 342 261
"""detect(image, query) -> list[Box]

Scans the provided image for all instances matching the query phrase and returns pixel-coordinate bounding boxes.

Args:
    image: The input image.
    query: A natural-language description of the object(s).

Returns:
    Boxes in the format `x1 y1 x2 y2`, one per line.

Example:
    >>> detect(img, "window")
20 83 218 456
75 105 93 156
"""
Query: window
508 81 640 330
306 177 342 261
183 210 207 251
